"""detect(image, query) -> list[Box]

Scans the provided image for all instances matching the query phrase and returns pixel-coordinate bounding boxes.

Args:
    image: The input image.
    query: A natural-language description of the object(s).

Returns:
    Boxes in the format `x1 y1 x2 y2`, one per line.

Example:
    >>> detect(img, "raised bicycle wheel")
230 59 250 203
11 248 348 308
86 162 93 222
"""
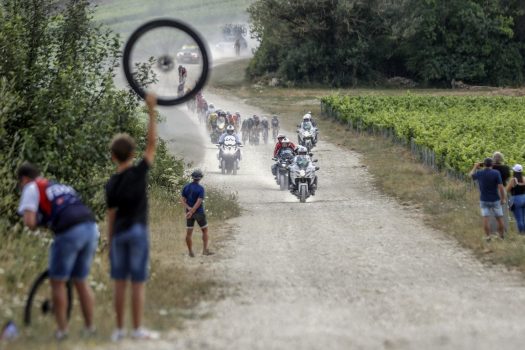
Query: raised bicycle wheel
24 270 73 326
123 18 210 106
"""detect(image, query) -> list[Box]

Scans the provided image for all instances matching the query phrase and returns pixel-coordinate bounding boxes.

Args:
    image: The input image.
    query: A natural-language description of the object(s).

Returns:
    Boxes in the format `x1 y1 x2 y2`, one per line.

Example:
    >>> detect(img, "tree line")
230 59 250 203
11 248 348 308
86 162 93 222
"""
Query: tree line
247 0 525 87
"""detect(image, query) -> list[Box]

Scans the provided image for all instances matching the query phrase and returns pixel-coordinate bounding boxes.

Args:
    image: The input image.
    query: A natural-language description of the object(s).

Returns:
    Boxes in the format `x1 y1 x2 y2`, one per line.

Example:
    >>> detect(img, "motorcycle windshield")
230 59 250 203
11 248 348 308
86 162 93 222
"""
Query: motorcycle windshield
296 156 310 168
280 149 294 159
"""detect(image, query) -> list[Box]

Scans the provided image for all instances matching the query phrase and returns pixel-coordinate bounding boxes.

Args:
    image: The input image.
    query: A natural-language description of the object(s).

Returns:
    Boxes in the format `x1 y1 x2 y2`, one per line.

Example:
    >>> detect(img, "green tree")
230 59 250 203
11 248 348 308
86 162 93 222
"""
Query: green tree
247 0 525 86
0 0 184 227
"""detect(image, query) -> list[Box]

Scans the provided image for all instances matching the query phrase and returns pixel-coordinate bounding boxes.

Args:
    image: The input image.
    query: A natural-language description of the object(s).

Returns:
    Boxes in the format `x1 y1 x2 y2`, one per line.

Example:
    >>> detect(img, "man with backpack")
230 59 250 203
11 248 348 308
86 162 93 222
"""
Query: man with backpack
17 162 98 340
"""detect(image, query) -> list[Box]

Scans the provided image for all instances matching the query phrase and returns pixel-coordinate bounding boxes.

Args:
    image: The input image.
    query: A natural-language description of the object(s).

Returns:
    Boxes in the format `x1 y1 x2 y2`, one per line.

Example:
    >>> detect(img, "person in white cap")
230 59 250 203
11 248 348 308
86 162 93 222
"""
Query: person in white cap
506 164 525 234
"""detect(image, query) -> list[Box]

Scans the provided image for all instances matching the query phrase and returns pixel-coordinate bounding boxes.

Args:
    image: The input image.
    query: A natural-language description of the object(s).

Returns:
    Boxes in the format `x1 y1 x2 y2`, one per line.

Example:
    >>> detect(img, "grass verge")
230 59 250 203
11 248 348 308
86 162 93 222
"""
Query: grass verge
1 184 239 349
209 59 525 272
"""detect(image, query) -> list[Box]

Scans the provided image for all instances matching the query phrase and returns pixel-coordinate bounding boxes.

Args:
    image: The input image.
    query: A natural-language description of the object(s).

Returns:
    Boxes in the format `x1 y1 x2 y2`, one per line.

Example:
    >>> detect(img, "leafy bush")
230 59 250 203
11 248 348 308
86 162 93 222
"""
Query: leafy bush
0 0 185 228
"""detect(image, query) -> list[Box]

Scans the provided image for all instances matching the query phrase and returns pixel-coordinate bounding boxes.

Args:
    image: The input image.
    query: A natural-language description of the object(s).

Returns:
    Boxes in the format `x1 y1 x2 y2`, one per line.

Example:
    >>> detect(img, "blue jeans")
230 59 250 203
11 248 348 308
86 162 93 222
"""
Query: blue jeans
480 200 503 217
110 223 149 282
512 194 525 233
49 221 99 280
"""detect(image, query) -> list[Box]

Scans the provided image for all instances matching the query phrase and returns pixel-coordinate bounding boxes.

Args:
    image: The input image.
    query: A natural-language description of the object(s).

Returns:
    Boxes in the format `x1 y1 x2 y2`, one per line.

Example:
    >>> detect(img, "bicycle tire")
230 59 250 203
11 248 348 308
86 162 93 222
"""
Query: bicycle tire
24 270 74 326
123 18 210 106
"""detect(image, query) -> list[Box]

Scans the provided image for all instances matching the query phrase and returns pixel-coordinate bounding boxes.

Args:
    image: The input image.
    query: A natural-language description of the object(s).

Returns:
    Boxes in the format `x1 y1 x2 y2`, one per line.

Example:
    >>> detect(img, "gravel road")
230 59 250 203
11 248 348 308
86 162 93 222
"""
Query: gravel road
115 92 525 350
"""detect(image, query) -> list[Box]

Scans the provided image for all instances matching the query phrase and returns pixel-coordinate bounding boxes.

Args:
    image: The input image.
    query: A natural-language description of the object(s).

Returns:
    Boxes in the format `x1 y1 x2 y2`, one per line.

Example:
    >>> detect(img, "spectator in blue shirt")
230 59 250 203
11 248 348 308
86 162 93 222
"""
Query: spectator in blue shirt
181 169 212 257
470 157 506 240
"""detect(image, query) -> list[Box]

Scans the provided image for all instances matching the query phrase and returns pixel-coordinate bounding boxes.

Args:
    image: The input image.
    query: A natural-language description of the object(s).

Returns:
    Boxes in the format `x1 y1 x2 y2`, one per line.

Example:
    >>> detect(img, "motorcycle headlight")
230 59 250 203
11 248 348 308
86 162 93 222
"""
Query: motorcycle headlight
299 170 306 177
303 131 311 137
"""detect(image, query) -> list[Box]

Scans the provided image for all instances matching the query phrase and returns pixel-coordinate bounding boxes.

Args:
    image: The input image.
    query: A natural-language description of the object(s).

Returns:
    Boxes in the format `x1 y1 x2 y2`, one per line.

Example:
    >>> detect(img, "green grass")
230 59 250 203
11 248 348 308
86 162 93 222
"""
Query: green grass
209 59 525 273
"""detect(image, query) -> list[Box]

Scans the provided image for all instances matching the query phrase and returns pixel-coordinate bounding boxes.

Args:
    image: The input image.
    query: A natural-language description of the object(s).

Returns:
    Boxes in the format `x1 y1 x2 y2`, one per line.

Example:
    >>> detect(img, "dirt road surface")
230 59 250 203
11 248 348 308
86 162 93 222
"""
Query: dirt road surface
116 92 525 350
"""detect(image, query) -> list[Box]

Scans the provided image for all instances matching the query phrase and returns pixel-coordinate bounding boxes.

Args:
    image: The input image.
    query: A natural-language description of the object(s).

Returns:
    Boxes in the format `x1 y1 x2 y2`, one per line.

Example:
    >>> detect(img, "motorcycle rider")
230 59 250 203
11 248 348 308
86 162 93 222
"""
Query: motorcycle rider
272 137 296 177
303 112 317 127
218 125 242 168
218 125 242 145
298 115 317 146
303 113 319 145
289 145 317 195
273 134 297 158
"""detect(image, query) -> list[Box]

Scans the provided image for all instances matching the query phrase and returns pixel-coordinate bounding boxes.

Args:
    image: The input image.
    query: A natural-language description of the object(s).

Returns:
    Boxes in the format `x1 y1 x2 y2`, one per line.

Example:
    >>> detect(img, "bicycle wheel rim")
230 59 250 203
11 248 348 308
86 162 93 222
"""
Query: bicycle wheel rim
123 18 210 106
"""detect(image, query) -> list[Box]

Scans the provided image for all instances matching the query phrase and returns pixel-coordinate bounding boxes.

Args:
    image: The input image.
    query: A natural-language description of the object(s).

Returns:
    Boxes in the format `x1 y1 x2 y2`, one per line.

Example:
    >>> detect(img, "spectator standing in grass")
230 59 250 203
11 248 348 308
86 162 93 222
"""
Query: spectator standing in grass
506 164 525 234
181 169 213 257
105 93 159 341
470 157 506 241
17 162 98 340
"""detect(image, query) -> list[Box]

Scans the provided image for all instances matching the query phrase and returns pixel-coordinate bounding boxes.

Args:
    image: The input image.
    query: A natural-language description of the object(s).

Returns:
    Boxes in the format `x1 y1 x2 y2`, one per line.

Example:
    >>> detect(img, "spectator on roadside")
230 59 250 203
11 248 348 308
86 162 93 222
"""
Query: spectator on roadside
181 169 213 257
17 162 98 340
105 93 159 341
470 157 506 241
506 164 525 234
492 151 510 185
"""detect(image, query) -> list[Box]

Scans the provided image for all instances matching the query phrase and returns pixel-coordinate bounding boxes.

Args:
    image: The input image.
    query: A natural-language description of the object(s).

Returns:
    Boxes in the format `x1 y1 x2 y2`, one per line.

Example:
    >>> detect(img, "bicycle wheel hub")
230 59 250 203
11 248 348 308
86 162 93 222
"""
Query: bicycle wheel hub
157 55 174 72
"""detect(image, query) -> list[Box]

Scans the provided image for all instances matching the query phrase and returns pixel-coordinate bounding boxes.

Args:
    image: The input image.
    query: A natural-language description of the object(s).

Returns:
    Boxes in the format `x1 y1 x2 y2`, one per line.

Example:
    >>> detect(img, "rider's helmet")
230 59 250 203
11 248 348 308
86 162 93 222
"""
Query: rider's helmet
281 137 290 147
253 114 259 120
226 125 235 135
277 134 286 142
191 169 204 180
218 110 226 118
303 114 311 121
209 103 215 109
297 145 308 155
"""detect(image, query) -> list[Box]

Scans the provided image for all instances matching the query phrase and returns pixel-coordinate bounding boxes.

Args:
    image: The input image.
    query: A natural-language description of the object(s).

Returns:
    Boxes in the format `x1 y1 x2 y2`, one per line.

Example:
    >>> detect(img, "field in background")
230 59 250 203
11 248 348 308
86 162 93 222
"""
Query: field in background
209 59 525 273
321 95 525 174
94 0 254 40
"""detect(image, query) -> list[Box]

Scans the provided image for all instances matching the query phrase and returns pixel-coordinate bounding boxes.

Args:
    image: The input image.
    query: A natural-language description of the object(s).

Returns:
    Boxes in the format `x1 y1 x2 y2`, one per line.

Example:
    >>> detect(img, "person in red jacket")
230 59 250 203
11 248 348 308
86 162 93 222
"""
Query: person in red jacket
273 135 297 158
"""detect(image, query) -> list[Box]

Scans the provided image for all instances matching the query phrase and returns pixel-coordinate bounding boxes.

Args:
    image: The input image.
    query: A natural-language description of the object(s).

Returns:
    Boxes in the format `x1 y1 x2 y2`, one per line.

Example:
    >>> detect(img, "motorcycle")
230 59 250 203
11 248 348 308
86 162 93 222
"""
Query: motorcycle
218 135 241 175
297 125 316 152
289 156 319 203
272 148 295 191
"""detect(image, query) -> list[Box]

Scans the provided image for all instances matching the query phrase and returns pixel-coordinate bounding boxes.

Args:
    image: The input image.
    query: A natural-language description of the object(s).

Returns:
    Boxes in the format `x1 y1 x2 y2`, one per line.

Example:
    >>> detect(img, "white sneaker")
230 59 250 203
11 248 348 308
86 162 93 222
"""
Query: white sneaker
131 328 160 340
55 329 68 341
111 329 126 342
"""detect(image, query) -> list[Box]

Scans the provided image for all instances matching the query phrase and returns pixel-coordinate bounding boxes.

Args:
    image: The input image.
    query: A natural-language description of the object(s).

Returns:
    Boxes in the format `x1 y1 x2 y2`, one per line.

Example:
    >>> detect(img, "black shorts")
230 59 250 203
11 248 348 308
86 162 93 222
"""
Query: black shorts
186 212 208 229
